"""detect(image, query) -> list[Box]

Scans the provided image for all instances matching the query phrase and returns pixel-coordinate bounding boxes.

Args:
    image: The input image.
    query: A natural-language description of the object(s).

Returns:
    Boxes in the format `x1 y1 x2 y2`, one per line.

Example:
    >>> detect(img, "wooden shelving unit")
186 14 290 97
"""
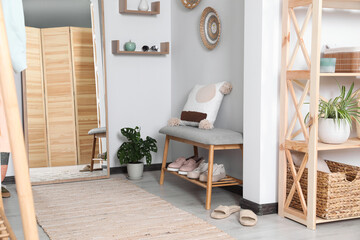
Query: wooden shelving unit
112 40 169 55
119 0 160 15
164 169 243 188
278 0 360 230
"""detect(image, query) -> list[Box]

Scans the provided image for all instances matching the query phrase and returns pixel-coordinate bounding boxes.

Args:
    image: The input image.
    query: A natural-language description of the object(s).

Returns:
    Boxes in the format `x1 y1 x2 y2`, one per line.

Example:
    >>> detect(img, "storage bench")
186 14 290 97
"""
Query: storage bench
159 126 243 210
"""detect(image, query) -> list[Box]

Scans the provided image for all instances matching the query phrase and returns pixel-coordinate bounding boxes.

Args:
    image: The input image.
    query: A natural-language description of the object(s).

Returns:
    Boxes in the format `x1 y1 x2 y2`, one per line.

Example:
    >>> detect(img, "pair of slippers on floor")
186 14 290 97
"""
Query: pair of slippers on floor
211 205 257 227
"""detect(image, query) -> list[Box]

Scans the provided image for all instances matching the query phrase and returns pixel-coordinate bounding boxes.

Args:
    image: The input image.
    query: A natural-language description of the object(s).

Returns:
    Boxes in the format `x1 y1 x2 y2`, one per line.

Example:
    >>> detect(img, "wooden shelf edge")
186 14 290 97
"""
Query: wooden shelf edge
320 72 360 77
285 138 360 152
317 215 360 224
287 70 360 79
289 0 360 10
112 40 169 55
283 206 360 226
119 0 160 15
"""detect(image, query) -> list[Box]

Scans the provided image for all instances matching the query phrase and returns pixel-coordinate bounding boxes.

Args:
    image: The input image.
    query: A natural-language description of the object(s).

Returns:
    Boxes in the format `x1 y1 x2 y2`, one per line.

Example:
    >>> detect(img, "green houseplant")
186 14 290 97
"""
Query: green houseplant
309 82 360 144
117 126 157 179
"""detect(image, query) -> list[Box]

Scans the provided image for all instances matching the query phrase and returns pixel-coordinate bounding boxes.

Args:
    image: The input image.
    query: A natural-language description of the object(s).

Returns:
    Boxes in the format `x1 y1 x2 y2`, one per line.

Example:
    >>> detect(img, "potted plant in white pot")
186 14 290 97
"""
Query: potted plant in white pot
314 83 360 144
117 126 157 180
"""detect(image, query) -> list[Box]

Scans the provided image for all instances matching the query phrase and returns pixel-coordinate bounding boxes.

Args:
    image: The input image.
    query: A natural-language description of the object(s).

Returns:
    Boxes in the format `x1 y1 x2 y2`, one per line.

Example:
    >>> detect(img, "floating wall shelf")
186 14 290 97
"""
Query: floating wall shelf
112 41 169 55
119 0 160 15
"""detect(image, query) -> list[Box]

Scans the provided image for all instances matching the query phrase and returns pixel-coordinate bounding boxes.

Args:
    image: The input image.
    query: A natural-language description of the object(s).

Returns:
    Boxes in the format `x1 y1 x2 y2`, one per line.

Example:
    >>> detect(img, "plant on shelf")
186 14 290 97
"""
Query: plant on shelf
307 82 360 144
117 126 157 180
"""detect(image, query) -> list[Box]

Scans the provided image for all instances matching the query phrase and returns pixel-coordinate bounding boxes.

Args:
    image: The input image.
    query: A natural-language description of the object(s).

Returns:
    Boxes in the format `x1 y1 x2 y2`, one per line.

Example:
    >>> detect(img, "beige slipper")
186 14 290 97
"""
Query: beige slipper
211 205 241 219
79 165 91 172
239 209 257 226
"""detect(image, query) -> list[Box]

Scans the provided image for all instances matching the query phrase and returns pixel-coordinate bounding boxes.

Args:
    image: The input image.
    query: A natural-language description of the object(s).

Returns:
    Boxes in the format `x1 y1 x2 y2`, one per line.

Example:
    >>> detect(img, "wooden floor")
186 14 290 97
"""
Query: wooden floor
3 171 360 239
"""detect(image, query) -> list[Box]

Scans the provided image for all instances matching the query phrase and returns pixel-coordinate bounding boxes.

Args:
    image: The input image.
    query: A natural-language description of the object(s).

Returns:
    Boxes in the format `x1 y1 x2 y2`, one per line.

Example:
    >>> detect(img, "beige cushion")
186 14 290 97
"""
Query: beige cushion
88 127 106 135
159 126 242 145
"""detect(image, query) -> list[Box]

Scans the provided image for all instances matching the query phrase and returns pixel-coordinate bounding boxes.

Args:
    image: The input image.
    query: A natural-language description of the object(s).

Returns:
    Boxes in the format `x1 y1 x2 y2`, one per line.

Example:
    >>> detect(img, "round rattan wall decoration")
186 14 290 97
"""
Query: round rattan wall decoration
181 0 201 9
200 7 221 50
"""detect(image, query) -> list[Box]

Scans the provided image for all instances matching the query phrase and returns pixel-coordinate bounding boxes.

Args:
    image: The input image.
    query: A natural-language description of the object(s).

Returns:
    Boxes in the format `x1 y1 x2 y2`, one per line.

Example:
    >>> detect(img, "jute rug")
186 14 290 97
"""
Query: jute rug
32 177 234 240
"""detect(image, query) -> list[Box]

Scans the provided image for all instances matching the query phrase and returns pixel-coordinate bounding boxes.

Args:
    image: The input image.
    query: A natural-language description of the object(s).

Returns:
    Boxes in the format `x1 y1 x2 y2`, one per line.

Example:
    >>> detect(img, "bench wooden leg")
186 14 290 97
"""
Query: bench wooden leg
206 145 215 210
193 146 198 158
90 135 96 172
160 135 170 185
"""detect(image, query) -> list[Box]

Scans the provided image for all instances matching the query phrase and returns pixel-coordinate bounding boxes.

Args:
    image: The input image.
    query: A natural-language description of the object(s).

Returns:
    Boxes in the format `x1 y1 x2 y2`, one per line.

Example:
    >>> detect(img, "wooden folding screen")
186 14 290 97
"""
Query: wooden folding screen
41 27 78 167
24 27 98 167
23 27 48 168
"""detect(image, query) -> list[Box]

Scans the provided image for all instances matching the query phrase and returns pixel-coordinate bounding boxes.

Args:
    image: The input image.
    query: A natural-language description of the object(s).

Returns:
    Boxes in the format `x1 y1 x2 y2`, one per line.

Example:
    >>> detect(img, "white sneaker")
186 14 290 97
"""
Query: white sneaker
187 160 208 179
199 164 226 182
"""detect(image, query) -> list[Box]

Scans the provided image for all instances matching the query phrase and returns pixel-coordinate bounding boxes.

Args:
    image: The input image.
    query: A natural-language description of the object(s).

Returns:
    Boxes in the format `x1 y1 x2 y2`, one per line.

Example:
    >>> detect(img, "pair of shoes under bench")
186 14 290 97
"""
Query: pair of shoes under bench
187 160 208 179
167 156 202 175
178 157 204 175
199 164 226 182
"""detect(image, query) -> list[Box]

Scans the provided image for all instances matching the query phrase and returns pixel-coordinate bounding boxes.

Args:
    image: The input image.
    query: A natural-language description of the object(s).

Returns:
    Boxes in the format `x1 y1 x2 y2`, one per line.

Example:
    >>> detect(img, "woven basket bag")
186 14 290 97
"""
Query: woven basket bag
287 160 360 219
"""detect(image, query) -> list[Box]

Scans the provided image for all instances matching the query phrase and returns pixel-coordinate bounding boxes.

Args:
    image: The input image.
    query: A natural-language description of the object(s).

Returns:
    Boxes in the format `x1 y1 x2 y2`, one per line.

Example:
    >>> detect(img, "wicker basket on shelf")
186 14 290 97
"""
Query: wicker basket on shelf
324 47 360 73
287 160 360 220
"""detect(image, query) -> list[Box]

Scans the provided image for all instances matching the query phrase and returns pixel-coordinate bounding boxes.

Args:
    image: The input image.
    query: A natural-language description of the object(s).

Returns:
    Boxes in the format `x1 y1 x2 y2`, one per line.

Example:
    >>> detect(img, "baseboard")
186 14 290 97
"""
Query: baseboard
239 198 278 215
110 163 162 174
2 176 15 184
221 185 243 196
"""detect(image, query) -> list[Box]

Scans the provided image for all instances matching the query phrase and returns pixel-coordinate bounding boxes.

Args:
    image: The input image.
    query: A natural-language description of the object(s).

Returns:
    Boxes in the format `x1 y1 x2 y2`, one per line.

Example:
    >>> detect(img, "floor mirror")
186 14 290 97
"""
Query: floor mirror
21 0 108 185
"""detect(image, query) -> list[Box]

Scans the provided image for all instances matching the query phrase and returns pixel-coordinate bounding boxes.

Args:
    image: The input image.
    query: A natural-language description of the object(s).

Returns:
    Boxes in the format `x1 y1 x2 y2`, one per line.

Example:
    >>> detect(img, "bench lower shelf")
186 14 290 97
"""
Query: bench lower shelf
163 168 243 188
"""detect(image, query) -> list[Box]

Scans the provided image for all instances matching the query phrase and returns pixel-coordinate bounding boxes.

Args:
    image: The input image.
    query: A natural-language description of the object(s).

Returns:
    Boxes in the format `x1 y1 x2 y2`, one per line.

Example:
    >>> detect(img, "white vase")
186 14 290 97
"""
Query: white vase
138 0 149 11
318 118 350 144
127 162 144 180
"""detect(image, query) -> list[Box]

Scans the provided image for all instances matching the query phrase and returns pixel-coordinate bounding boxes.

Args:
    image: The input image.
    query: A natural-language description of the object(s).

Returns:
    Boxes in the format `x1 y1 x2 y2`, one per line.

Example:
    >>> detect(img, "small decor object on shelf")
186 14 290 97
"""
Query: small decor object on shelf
138 0 149 11
324 46 360 73
181 0 201 9
150 45 159 52
200 7 221 50
117 126 157 180
320 58 336 73
309 82 360 144
142 45 149 52
124 40 136 51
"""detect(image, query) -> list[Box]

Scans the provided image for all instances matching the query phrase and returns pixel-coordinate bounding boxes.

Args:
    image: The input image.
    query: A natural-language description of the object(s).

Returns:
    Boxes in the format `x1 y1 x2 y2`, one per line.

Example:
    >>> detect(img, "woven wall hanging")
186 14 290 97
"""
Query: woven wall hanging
181 0 201 9
200 7 221 50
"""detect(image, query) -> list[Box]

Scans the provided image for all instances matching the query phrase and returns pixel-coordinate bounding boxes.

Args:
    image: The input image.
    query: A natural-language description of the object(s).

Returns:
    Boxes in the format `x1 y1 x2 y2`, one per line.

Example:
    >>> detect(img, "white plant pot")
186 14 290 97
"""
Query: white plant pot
318 118 350 144
127 162 144 180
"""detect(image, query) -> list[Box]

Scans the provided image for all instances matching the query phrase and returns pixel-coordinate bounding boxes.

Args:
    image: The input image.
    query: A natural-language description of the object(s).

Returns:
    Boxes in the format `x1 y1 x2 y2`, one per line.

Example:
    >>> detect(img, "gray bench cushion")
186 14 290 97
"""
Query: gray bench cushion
88 127 106 135
159 126 243 145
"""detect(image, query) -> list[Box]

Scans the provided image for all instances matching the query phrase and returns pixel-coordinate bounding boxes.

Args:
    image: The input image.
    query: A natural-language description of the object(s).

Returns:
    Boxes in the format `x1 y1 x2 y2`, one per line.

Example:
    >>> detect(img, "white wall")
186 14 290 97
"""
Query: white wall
104 0 172 167
170 0 244 179
243 0 281 204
